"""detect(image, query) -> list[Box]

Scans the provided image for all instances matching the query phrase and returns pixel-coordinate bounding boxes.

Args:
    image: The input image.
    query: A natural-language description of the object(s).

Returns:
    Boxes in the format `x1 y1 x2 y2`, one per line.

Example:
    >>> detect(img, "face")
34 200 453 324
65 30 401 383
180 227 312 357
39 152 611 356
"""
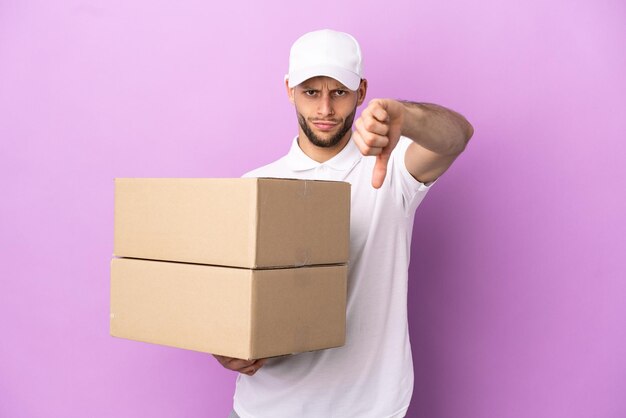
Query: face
288 76 367 149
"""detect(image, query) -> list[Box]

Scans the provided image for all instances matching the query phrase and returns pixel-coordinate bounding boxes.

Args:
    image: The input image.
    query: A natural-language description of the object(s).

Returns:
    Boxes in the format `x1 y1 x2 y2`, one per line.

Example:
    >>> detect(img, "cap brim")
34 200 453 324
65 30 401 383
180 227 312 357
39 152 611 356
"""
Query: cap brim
287 65 361 91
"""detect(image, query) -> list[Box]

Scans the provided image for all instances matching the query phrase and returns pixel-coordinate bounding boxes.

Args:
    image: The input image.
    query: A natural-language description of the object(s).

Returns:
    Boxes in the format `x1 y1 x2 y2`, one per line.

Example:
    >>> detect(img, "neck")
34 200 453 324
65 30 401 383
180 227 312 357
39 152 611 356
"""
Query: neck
297 131 352 163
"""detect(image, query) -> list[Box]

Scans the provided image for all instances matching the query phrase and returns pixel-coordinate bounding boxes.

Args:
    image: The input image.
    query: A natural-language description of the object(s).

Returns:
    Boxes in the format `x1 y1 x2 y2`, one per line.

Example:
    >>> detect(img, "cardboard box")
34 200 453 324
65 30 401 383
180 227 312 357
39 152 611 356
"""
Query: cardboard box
110 257 347 359
114 178 350 268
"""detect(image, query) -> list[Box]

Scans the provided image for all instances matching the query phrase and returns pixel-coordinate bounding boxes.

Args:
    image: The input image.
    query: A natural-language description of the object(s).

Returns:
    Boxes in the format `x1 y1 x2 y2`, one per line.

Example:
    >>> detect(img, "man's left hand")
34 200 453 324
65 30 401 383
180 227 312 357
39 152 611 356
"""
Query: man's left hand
353 99 405 189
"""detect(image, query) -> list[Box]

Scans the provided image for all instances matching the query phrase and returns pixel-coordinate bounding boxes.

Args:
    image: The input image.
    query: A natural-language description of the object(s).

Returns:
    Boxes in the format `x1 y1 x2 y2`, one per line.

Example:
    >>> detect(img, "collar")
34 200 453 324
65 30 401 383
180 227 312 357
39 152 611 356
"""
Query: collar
285 134 362 172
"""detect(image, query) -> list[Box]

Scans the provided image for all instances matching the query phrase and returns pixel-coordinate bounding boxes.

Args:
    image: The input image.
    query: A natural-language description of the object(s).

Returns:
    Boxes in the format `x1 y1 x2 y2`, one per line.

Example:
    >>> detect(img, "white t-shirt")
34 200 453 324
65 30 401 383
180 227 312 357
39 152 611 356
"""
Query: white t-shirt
233 135 433 418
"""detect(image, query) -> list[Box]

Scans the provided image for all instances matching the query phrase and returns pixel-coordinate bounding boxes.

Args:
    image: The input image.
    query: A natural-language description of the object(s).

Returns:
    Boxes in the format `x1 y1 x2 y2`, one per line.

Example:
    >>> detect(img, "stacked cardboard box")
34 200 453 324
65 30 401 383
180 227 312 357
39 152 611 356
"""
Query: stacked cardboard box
110 178 350 360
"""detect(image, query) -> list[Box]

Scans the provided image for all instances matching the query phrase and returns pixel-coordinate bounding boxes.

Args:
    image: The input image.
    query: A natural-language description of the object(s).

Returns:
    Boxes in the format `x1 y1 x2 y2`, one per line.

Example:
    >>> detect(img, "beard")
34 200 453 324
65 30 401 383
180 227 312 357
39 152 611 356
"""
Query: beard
297 106 357 149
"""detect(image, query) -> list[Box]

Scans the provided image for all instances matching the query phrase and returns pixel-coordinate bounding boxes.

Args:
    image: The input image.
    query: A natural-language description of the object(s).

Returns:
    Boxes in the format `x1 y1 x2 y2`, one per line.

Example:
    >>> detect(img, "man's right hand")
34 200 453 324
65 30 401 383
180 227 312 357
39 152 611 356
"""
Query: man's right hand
213 354 268 376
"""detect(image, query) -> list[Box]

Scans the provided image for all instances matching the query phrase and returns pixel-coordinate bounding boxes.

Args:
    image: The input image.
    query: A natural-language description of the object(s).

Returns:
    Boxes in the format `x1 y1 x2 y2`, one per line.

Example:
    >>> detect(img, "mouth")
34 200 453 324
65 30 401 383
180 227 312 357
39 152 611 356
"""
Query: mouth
310 120 340 132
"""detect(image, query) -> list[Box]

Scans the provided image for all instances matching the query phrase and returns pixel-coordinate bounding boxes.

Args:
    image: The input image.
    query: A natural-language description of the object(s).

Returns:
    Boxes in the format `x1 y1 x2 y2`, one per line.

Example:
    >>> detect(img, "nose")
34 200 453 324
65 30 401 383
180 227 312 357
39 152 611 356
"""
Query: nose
317 94 334 117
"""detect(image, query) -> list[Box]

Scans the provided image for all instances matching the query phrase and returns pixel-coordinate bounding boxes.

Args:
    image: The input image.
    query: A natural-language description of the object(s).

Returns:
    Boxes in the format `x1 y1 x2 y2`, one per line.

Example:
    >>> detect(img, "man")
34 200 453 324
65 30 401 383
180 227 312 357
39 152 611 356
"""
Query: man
214 29 473 418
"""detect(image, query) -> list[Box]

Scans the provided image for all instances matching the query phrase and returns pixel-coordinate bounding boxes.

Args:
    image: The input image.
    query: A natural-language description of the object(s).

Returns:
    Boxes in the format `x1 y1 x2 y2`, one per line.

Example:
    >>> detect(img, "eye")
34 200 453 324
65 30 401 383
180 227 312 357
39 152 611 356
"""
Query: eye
304 90 318 97
334 90 347 97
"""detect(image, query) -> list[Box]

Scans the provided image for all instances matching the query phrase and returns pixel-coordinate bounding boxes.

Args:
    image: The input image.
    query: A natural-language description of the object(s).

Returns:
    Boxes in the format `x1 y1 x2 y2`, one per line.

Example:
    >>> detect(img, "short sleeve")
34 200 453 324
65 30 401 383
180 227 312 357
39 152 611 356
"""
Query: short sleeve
389 136 436 215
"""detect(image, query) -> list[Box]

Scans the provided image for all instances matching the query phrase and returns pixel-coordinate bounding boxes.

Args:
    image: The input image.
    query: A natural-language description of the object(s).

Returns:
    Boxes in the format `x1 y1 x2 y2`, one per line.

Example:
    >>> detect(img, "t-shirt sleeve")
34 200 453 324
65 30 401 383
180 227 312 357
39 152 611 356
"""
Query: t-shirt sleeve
389 136 436 215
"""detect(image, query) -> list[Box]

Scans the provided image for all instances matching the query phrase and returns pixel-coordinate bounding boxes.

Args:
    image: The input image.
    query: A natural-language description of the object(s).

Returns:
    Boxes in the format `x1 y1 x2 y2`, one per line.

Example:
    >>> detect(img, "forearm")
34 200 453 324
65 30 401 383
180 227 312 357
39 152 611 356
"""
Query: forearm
399 101 474 156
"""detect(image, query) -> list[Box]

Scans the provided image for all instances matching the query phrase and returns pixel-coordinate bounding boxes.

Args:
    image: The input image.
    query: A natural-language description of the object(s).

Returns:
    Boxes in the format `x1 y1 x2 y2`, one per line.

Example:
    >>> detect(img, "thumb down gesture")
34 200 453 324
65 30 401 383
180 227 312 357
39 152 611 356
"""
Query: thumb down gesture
353 99 405 189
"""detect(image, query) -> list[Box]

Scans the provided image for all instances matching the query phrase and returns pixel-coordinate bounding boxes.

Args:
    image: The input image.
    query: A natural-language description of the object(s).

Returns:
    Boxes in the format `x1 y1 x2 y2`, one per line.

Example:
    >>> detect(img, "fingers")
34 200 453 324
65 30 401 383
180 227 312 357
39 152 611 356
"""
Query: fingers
353 106 390 158
212 354 268 376
354 118 388 152
241 358 268 376
367 99 391 123
240 361 258 376
354 102 391 189
372 153 390 189
353 130 386 158
354 99 405 189
239 358 268 376
354 124 390 188
357 104 390 136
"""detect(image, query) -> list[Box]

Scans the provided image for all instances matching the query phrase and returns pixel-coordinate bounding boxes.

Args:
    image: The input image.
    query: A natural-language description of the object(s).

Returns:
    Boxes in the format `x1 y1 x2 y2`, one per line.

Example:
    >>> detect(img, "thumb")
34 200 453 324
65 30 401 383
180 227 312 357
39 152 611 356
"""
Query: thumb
372 152 390 189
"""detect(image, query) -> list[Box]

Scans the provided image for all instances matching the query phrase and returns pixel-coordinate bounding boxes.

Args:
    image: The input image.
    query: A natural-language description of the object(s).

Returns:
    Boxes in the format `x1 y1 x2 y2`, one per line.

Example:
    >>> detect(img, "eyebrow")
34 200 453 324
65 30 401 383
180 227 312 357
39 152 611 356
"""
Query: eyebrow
299 84 345 90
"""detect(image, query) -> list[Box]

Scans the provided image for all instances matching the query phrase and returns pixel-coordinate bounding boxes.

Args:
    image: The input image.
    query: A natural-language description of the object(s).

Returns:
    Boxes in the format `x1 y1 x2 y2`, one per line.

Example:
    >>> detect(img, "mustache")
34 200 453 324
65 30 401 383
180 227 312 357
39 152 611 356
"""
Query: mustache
309 118 341 123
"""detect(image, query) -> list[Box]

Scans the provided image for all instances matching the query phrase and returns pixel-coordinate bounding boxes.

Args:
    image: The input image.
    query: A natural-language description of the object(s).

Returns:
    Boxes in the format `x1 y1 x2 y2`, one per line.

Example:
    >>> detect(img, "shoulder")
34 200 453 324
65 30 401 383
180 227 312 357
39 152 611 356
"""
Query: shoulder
242 155 291 178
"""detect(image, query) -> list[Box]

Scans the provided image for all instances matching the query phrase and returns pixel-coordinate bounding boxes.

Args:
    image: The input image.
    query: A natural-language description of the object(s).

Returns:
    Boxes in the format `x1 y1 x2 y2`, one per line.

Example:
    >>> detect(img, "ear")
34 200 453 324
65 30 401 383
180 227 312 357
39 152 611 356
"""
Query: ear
285 79 295 104
356 79 368 106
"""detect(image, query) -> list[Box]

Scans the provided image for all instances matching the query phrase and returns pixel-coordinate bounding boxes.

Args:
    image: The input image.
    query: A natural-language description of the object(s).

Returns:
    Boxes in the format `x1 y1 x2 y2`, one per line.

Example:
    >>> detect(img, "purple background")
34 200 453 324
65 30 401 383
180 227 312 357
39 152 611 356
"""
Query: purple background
1 0 625 417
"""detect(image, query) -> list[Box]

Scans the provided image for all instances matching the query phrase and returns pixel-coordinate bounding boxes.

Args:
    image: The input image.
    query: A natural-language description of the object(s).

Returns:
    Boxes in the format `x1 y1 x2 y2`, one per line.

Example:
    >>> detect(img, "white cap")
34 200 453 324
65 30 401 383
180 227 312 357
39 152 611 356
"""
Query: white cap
287 29 364 91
